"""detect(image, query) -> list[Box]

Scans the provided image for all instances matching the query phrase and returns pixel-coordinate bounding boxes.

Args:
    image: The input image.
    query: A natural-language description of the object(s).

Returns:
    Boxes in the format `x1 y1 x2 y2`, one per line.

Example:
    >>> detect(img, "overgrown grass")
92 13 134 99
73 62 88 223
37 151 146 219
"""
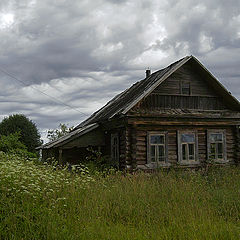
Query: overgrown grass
1 153 240 239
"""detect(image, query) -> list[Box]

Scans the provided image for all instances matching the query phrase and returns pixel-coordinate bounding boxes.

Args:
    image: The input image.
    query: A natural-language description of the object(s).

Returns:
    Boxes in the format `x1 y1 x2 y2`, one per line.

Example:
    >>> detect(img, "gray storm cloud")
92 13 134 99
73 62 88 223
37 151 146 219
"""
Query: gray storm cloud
0 0 239 141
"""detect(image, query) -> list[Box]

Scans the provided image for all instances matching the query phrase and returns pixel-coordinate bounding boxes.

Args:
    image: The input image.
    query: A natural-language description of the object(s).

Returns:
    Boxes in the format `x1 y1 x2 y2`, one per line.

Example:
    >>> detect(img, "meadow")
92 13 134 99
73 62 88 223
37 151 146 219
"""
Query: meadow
1 152 240 240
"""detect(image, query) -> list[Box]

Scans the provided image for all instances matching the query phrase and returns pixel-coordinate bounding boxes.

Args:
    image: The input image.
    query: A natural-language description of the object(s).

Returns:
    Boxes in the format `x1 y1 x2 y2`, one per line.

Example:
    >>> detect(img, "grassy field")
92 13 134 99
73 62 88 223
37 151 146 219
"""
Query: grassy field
1 152 240 240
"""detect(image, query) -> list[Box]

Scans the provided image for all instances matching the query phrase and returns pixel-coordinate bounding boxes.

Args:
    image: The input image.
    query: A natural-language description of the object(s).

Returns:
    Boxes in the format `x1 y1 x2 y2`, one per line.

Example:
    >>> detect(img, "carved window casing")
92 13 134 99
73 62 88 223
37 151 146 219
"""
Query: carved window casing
147 132 168 165
178 131 199 164
207 130 227 163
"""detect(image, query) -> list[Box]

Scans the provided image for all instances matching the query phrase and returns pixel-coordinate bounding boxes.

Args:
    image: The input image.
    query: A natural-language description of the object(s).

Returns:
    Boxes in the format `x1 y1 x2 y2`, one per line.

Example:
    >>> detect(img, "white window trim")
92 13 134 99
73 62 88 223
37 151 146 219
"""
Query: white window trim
177 130 199 165
207 129 228 163
147 131 169 167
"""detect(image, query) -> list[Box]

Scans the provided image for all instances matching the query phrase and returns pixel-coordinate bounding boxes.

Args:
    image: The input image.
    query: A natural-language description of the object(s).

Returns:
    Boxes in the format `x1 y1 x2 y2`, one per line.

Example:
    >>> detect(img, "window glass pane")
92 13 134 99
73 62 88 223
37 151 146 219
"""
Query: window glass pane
217 143 223 154
182 88 190 95
210 133 223 142
217 143 223 160
182 82 190 95
182 144 187 160
158 156 165 162
150 135 164 144
210 143 216 159
158 145 164 157
188 143 194 159
150 146 155 158
181 134 195 143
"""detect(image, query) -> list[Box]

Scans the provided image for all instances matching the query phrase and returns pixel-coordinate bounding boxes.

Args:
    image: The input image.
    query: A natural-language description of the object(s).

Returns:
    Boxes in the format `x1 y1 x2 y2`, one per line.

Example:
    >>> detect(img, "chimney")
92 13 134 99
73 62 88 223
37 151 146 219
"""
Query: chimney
145 69 151 78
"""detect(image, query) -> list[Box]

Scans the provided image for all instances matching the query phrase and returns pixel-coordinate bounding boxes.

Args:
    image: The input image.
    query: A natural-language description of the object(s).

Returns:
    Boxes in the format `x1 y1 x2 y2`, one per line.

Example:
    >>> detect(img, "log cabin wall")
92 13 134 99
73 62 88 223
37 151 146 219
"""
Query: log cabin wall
124 61 239 168
235 126 240 162
125 127 132 170
131 125 236 168
226 127 236 163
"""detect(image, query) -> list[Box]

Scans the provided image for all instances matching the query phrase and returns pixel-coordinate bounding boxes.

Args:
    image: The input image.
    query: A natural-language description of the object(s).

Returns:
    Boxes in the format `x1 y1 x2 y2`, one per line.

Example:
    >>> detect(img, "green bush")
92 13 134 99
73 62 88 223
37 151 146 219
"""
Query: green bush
0 132 26 152
0 132 37 158
84 147 117 173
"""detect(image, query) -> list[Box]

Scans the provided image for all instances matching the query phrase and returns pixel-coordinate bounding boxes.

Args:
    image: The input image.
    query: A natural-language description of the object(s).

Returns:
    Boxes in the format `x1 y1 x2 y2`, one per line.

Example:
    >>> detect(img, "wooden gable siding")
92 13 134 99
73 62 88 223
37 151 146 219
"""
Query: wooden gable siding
132 62 228 112
153 63 217 96
128 125 236 168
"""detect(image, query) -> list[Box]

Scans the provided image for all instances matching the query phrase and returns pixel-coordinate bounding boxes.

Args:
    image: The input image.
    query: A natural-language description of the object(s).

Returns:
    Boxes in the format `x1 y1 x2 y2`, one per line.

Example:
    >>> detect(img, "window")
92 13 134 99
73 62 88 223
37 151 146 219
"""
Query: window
111 133 119 167
207 130 227 162
181 81 191 95
178 131 198 163
148 132 168 164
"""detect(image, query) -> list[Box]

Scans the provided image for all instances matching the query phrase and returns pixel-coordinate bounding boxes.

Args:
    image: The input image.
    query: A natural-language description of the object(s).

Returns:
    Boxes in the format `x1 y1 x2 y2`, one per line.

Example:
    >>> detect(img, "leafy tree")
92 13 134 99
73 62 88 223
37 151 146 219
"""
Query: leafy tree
0 114 41 152
0 132 26 153
47 123 74 141
0 132 37 158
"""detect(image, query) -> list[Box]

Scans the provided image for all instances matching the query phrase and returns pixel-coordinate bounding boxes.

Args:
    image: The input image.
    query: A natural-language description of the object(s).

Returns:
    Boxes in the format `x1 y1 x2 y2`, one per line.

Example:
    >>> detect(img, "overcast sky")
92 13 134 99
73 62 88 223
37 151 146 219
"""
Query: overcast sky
0 0 240 141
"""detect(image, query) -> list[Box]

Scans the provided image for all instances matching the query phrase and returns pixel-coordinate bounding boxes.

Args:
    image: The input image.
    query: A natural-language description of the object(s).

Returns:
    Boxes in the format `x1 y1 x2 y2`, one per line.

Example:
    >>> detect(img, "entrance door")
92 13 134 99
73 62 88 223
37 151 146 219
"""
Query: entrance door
111 133 119 167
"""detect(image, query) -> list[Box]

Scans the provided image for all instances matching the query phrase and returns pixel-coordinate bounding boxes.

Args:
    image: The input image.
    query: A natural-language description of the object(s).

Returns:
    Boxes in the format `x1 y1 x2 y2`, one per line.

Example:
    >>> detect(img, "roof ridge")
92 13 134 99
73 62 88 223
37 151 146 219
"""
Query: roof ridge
74 55 240 128
75 56 191 128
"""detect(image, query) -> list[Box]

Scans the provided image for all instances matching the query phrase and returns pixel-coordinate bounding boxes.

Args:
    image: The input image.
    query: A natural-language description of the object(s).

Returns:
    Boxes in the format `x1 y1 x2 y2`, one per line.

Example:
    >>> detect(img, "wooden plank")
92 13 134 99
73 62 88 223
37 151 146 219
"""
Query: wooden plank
128 120 240 126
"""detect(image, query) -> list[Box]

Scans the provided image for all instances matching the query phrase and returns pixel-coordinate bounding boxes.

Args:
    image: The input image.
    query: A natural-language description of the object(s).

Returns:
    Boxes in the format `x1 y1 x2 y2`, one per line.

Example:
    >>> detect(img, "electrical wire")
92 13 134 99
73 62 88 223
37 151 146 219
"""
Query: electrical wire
0 67 89 117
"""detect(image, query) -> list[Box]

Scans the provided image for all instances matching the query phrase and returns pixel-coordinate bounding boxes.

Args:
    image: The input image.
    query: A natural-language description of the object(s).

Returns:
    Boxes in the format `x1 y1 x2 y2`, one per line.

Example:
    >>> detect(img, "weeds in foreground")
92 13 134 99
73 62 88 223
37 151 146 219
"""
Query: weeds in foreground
0 153 240 239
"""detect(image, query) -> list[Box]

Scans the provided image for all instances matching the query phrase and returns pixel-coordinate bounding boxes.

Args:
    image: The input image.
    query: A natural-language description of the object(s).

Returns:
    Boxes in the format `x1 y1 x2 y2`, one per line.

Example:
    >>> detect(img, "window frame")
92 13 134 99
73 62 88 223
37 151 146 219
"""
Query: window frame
177 130 199 164
207 129 227 163
147 131 169 166
180 81 191 95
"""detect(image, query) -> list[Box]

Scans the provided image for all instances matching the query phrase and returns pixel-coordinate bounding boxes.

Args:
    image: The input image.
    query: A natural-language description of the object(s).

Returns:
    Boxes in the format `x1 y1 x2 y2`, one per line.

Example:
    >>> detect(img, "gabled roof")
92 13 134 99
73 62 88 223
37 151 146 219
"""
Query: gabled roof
40 55 240 149
75 55 240 129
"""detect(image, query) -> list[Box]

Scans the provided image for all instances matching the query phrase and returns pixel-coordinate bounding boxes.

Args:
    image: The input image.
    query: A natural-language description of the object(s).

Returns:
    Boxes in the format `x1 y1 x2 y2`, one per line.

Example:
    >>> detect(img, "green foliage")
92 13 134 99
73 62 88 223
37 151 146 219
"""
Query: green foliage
0 132 38 158
47 123 74 141
1 155 240 239
0 114 41 152
0 132 26 152
85 147 114 173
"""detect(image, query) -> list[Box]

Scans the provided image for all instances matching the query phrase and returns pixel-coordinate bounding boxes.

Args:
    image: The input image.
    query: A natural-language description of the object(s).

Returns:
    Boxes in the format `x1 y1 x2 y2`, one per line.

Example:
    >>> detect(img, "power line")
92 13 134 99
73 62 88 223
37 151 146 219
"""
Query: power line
0 67 89 117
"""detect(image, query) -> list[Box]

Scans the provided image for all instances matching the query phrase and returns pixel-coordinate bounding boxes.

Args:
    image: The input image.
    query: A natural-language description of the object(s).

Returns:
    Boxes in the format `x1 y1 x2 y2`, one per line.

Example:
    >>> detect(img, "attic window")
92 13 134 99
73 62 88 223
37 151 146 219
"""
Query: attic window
181 81 191 95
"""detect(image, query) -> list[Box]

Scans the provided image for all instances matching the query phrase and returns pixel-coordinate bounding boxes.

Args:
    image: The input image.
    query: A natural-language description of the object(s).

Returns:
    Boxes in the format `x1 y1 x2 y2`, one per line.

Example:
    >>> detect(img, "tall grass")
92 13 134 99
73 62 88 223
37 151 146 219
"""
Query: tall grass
1 152 240 239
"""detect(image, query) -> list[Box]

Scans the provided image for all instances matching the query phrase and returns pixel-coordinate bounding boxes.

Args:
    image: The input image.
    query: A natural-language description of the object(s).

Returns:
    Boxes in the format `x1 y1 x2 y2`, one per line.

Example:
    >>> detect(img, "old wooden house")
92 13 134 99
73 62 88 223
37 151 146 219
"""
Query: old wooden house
40 56 240 169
